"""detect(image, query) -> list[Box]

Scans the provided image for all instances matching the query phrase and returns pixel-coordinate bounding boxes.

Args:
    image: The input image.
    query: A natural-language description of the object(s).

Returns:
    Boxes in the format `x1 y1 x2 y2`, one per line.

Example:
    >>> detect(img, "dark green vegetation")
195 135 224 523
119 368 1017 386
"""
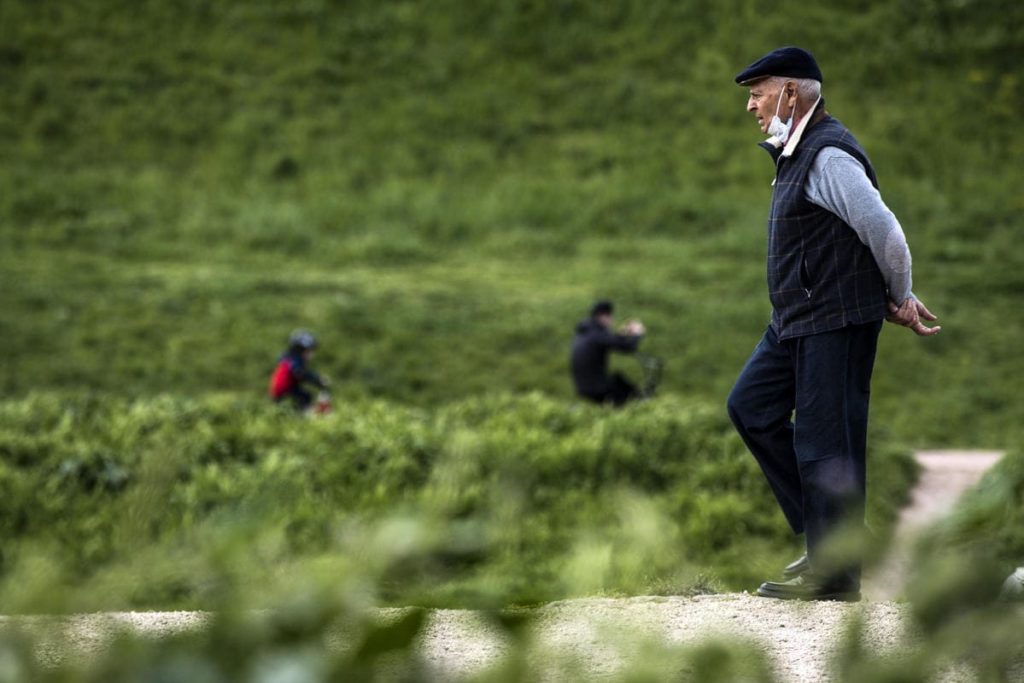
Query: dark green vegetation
1 1 1023 678
851 450 1024 682
0 428 1018 682
0 393 916 609
930 448 1024 577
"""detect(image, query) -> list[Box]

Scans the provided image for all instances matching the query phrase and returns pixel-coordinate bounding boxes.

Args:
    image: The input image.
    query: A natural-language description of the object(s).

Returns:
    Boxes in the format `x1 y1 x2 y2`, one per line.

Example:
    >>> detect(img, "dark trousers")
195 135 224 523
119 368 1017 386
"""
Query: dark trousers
580 373 638 408
727 321 882 587
276 387 313 411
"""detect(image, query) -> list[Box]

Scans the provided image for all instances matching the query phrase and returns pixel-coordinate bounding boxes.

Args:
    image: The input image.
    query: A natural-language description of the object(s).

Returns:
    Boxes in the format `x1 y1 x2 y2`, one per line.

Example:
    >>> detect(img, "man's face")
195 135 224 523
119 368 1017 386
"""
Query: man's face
596 313 613 328
746 79 793 134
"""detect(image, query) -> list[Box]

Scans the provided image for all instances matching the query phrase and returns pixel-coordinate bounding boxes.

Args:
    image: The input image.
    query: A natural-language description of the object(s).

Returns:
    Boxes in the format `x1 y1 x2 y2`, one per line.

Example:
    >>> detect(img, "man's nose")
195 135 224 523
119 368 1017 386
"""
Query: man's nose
746 97 757 112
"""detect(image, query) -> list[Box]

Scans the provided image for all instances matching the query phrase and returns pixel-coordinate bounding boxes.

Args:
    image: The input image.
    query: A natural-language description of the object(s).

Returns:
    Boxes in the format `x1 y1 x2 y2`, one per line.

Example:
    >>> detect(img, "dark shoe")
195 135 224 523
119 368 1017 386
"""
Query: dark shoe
757 574 861 602
782 554 809 579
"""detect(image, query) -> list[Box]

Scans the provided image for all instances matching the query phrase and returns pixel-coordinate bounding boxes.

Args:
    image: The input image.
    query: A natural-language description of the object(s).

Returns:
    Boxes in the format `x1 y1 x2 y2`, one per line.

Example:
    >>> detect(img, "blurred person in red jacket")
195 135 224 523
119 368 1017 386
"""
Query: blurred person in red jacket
268 330 330 412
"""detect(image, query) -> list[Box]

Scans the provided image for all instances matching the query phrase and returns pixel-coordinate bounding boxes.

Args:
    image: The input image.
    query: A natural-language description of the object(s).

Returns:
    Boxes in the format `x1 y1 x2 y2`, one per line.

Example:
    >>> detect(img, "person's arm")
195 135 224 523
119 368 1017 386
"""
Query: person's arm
806 147 912 303
293 363 328 390
806 148 939 336
596 328 642 353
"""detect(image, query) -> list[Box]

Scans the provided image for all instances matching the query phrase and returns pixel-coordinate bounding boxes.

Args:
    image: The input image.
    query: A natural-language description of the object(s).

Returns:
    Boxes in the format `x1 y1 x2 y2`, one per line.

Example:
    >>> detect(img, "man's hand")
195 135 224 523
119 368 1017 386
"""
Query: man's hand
886 297 941 336
623 320 646 336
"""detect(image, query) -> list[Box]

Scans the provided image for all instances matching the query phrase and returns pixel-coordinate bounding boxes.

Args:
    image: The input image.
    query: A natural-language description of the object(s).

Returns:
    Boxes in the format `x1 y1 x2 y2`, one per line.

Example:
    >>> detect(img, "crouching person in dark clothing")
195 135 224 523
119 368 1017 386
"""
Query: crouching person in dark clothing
571 300 646 407
269 330 330 411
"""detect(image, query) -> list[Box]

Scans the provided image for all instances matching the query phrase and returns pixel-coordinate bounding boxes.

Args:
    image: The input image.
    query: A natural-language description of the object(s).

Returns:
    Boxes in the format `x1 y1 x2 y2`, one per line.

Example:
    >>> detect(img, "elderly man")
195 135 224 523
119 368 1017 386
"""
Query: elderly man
726 47 940 601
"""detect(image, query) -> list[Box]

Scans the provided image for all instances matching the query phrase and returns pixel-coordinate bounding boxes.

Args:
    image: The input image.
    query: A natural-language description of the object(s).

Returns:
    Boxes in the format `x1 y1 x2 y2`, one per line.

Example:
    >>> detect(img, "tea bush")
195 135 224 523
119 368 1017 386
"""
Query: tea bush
0 392 915 609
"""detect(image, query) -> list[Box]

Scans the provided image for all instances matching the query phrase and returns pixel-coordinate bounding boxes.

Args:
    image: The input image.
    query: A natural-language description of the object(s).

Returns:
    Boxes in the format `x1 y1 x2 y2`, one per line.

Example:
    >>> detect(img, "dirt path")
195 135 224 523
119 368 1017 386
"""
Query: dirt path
864 449 1004 601
419 595 918 681
1 450 1006 682
420 449 1007 681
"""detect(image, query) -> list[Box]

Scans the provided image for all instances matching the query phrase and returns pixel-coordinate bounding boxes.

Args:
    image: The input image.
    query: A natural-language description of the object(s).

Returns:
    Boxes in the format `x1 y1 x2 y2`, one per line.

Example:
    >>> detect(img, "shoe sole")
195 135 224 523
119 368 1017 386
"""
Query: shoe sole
756 586 861 602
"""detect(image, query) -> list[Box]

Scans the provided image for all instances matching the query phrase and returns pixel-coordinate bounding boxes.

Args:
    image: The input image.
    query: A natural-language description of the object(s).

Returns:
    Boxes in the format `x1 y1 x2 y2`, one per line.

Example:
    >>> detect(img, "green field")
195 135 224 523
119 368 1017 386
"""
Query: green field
1 0 1023 612
1 0 1021 447
1 1 1023 680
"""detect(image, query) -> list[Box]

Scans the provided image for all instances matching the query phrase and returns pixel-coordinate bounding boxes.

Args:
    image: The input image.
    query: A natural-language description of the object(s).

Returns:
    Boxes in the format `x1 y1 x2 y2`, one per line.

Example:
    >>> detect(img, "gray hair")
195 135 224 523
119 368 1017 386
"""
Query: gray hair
772 76 821 102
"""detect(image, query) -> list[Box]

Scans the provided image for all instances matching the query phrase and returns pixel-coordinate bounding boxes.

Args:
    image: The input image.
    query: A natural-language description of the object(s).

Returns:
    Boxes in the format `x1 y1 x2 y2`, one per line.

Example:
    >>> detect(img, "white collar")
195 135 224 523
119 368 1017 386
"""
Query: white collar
763 95 823 158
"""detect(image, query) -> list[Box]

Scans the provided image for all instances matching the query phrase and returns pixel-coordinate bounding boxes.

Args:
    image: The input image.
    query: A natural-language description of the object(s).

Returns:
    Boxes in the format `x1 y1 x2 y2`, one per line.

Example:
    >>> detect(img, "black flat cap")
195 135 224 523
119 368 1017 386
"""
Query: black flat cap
591 300 614 316
734 46 823 85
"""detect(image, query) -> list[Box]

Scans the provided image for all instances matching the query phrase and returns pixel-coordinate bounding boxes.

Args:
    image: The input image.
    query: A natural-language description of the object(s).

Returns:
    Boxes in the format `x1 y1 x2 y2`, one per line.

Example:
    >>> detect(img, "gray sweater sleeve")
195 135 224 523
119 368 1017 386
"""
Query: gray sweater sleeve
805 147 913 303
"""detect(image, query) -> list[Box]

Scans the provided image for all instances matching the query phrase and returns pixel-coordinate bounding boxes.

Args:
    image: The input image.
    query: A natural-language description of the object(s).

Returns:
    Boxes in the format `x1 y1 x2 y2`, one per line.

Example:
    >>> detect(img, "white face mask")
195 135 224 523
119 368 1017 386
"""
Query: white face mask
767 88 794 142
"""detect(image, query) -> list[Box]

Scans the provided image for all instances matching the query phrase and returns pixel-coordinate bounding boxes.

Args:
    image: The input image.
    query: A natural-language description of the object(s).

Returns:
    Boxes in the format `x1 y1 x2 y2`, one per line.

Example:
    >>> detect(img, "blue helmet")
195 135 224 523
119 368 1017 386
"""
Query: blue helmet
288 329 318 351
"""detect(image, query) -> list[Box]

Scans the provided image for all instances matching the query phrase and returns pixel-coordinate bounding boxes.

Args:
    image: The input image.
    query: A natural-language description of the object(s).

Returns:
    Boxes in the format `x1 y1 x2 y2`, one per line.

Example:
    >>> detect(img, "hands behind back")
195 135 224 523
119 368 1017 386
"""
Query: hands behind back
886 297 941 337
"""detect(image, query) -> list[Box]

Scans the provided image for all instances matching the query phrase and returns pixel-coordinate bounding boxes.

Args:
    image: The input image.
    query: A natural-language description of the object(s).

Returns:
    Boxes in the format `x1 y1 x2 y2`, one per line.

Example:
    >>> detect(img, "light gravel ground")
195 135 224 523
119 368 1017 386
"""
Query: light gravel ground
0 599 970 682
502 594 917 681
0 450 1008 682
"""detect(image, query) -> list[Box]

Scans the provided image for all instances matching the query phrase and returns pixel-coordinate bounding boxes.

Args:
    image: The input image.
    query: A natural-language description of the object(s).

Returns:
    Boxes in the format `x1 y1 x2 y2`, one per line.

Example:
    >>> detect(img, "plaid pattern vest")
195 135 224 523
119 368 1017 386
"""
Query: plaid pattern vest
762 116 889 340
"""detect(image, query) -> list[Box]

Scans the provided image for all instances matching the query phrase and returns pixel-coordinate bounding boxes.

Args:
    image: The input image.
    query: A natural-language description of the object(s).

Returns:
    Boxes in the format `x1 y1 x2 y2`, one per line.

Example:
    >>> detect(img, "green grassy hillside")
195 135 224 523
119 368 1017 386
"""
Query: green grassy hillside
1 0 1021 447
1 6 1023 675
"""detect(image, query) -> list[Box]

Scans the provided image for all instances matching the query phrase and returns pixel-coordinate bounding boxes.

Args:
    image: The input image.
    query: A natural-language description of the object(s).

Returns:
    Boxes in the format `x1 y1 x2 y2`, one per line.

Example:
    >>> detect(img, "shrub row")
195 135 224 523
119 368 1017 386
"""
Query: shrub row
0 392 916 608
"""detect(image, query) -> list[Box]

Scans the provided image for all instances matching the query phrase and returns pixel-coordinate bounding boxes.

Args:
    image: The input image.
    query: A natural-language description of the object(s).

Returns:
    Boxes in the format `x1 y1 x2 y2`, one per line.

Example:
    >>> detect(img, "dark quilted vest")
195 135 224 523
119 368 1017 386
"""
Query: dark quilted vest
762 116 889 340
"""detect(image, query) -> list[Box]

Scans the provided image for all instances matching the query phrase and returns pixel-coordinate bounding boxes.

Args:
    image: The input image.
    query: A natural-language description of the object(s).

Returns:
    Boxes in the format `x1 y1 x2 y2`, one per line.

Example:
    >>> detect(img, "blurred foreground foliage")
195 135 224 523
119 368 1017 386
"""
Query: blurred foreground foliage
828 448 1024 683
7 399 1020 682
0 392 915 611
925 448 1024 588
0 603 789 683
